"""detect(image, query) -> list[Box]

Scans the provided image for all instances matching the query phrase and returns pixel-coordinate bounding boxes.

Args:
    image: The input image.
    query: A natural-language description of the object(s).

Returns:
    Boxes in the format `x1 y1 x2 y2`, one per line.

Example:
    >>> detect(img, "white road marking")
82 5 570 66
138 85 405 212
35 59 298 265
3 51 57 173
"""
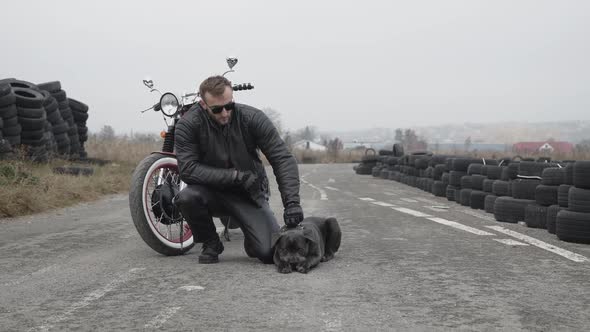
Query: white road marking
413 197 435 203
325 186 340 191
459 208 496 222
393 207 432 218
328 178 336 183
384 192 398 196
301 178 328 200
32 268 145 332
494 239 528 246
424 206 449 213
486 226 590 263
371 201 397 207
179 285 205 291
400 198 419 203
358 197 376 201
144 306 182 329
427 217 495 236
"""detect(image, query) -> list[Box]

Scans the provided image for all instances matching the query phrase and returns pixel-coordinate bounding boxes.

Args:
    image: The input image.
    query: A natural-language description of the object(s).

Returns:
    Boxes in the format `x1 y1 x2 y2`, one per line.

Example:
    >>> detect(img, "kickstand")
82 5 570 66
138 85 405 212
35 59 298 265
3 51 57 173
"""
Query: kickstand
223 217 231 242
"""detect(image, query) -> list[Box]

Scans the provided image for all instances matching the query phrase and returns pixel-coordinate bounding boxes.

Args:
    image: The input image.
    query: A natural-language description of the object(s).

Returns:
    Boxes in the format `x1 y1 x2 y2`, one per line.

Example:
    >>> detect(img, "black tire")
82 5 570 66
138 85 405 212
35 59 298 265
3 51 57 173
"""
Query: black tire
556 210 590 244
21 137 46 147
68 98 89 112
129 154 195 255
449 171 467 187
558 184 571 208
17 106 45 119
471 174 486 190
467 164 483 175
454 187 461 202
441 172 450 185
2 124 21 136
470 190 486 210
546 205 562 234
492 180 511 197
460 175 473 189
52 122 69 135
541 167 565 186
524 204 548 229
431 181 446 197
37 81 62 93
51 90 67 102
568 187 590 213
483 179 494 193
3 115 18 127
484 194 498 214
452 158 481 172
12 88 44 108
20 128 45 140
5 135 20 146
0 92 16 108
505 163 520 180
535 185 558 206
564 163 574 185
460 189 472 206
18 115 47 131
446 185 457 201
493 197 534 223
1 79 39 91
484 165 503 180
0 83 10 97
0 105 17 118
72 110 89 123
573 161 590 189
47 109 63 124
511 179 540 200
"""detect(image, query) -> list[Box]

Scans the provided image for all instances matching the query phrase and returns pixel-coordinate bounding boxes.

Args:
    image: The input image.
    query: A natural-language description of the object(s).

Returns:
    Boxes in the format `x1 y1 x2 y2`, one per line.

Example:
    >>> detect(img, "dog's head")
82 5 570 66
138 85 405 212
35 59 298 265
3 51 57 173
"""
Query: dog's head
271 227 316 264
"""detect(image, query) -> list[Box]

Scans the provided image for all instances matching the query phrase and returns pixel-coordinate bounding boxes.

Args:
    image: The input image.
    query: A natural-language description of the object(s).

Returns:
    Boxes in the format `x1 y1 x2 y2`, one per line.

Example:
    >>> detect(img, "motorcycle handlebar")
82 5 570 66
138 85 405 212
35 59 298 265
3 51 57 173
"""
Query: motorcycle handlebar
232 83 254 91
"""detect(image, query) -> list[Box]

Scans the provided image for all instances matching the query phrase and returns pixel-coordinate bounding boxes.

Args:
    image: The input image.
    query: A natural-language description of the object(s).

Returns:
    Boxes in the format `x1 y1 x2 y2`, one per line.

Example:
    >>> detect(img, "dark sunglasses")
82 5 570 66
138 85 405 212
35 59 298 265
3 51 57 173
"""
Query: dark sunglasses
208 101 235 114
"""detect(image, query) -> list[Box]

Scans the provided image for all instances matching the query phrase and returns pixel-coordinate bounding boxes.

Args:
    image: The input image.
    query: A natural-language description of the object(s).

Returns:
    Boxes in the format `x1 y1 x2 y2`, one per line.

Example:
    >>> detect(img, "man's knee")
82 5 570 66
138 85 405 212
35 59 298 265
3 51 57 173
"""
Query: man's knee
174 186 207 210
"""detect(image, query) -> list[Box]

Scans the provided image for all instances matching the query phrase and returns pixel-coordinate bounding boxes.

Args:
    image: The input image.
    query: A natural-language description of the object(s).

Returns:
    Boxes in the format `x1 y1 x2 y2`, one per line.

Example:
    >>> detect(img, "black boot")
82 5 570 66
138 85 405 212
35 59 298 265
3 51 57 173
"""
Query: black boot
198 235 224 264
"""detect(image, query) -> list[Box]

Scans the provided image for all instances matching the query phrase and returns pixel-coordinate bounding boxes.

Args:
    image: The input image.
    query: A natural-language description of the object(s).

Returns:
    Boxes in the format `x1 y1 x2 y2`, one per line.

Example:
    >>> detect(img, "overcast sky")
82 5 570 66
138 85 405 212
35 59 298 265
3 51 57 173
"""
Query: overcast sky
1 0 589 135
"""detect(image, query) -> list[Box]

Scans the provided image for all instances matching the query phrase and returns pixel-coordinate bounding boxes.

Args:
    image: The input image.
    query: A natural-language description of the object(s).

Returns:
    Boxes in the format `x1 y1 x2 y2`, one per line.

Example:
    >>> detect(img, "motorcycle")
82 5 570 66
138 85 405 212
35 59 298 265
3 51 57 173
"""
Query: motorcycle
128 58 254 255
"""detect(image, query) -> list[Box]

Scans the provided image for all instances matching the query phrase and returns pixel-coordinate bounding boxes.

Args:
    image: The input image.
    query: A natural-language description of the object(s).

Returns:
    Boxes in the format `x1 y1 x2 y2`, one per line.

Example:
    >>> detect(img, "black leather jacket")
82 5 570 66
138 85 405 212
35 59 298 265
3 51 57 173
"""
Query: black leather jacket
174 102 300 208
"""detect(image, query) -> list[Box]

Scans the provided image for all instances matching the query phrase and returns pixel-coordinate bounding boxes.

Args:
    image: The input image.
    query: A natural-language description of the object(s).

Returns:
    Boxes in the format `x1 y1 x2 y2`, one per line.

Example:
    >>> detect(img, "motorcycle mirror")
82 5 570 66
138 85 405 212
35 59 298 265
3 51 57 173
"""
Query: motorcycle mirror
143 78 154 89
160 92 179 116
226 57 238 69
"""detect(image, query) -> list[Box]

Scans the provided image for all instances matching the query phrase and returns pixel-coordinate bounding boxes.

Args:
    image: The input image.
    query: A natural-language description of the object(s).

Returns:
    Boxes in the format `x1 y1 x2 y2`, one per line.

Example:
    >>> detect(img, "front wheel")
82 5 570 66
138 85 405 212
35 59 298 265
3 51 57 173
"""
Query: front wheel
129 153 194 255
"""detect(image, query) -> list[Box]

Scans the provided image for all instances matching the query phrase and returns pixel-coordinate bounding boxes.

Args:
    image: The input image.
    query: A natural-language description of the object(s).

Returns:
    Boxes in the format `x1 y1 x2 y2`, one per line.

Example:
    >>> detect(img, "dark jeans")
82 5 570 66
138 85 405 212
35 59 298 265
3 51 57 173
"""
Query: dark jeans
174 184 279 264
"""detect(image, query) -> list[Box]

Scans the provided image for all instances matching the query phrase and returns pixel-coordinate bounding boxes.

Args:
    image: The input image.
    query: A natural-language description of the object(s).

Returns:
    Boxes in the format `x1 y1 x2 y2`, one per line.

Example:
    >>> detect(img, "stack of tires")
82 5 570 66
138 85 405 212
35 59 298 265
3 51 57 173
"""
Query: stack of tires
430 155 449 197
37 81 80 157
68 98 89 158
0 83 18 159
482 165 504 213
555 161 590 243
0 78 92 161
520 161 559 229
354 149 378 175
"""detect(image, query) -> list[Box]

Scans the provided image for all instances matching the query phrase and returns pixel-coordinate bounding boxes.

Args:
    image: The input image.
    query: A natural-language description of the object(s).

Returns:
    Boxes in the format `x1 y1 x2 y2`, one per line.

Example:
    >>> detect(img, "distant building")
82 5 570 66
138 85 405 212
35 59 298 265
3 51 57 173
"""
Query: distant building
292 140 327 152
342 140 374 150
512 141 574 154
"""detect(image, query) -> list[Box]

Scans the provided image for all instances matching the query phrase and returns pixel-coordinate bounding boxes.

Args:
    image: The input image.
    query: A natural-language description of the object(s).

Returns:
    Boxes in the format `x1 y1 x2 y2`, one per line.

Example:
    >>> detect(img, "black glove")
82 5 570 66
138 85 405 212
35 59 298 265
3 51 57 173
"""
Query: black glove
283 203 304 228
234 170 262 207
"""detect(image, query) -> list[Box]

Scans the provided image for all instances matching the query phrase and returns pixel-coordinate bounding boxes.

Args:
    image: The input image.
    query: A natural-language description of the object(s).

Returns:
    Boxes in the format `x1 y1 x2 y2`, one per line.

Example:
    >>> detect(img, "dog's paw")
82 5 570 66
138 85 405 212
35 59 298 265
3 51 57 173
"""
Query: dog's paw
278 264 292 274
296 264 310 274
321 253 334 262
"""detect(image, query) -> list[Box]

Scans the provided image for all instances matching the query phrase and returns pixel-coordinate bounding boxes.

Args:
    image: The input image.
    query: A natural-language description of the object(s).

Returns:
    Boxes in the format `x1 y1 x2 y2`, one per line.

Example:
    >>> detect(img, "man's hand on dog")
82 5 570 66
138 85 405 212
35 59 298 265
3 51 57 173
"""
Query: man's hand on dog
283 203 304 228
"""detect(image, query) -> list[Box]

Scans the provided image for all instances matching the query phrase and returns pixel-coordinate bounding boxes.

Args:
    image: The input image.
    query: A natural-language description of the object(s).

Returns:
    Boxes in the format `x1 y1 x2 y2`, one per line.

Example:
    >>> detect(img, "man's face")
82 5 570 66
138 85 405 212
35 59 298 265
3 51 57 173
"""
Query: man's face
203 86 234 126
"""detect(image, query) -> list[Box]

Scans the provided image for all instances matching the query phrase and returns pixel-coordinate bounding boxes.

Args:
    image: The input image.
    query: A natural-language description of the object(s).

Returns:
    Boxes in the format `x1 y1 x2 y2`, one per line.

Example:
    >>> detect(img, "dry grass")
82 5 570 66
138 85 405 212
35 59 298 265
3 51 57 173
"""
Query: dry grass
0 158 134 219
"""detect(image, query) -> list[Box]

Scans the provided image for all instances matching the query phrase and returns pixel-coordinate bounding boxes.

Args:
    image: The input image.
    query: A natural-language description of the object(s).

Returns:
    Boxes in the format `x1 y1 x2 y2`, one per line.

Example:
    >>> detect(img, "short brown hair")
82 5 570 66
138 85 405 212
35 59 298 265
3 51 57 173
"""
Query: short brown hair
199 76 232 101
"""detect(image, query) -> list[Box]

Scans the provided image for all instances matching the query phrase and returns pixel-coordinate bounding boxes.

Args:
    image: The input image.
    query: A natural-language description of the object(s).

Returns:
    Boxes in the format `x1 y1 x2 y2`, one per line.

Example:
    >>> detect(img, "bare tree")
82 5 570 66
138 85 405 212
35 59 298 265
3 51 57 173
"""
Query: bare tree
261 107 283 137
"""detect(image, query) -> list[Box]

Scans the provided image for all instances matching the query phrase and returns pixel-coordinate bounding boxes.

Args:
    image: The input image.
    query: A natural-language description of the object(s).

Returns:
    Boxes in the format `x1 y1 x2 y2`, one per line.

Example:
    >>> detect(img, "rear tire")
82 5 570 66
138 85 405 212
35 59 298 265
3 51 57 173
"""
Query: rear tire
129 153 194 255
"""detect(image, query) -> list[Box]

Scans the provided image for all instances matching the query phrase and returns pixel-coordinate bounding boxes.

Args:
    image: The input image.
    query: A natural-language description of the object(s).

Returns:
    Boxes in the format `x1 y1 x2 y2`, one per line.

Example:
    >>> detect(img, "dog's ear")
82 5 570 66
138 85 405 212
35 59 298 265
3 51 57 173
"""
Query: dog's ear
271 232 283 248
302 227 317 244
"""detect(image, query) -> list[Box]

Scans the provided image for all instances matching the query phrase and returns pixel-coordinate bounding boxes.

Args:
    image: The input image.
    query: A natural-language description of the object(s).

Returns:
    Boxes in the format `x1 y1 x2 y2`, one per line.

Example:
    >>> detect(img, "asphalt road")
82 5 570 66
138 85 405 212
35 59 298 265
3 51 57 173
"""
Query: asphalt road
1 164 589 331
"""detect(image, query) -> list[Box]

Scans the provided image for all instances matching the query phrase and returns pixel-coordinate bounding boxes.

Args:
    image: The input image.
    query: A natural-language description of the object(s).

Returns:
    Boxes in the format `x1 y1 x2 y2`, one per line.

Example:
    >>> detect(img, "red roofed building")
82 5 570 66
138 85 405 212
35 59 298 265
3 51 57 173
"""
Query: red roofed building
512 141 574 155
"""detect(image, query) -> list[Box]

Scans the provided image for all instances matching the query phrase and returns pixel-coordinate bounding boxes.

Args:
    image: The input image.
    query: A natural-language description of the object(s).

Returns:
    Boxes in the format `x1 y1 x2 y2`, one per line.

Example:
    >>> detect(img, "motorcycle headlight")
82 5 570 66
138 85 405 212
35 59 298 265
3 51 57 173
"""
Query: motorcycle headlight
160 92 179 116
